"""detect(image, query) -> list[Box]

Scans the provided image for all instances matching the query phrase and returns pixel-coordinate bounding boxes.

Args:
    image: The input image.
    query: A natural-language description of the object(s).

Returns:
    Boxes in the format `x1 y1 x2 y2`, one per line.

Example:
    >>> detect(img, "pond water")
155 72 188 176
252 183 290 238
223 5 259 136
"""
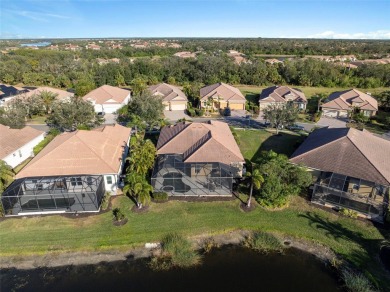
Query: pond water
20 42 51 47
1 246 341 291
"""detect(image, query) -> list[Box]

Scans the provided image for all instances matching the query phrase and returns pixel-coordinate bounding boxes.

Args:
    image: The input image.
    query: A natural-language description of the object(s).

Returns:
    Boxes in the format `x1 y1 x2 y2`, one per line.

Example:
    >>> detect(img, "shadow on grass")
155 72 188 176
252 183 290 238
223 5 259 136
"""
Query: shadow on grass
245 92 259 104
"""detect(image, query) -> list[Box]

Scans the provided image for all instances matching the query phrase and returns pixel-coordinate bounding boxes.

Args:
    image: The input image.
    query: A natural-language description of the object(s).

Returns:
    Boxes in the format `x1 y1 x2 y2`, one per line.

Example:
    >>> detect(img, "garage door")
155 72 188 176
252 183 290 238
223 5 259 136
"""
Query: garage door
323 110 338 118
102 104 121 114
170 103 186 110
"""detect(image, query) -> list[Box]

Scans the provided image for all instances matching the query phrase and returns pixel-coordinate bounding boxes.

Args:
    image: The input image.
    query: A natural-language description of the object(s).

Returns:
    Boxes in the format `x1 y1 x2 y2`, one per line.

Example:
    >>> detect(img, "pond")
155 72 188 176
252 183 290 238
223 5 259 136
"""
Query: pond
1 246 341 291
20 42 51 47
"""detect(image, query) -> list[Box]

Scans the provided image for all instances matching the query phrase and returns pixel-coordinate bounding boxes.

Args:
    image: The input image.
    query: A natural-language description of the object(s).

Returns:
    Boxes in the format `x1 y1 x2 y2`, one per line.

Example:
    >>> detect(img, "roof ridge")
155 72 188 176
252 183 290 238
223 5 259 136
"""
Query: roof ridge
100 85 115 99
157 123 190 151
346 130 389 184
182 130 212 161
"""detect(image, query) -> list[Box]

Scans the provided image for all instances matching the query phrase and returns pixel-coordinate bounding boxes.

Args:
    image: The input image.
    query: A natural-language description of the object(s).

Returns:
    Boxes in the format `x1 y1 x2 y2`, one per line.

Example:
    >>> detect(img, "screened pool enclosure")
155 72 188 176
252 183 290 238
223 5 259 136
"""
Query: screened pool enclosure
151 155 234 196
1 175 105 216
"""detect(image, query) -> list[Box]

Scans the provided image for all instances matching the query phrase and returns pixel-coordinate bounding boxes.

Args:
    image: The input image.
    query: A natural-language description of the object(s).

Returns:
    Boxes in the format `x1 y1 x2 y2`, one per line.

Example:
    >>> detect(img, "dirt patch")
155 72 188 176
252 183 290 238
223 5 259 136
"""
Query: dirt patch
131 206 149 213
113 218 128 226
239 202 256 212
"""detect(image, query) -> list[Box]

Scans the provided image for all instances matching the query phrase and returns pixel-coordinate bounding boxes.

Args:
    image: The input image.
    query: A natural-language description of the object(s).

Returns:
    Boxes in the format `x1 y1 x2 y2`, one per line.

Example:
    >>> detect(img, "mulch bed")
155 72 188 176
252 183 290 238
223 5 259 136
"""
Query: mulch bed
240 202 256 212
131 205 149 213
113 218 128 226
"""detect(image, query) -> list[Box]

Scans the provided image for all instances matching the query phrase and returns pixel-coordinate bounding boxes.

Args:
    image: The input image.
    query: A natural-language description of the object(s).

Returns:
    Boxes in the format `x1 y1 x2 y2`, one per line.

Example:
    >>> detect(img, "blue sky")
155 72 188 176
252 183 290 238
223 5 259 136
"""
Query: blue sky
1 0 389 39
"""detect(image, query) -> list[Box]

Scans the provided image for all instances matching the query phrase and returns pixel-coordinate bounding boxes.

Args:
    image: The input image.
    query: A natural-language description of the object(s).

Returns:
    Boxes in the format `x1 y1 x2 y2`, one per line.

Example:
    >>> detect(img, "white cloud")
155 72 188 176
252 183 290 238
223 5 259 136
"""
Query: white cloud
4 9 71 22
306 30 390 39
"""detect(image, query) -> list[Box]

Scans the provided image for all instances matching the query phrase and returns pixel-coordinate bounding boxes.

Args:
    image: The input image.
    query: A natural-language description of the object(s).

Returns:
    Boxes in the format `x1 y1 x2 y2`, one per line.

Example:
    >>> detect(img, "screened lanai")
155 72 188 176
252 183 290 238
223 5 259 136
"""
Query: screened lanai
312 171 389 221
1 175 105 216
151 155 234 196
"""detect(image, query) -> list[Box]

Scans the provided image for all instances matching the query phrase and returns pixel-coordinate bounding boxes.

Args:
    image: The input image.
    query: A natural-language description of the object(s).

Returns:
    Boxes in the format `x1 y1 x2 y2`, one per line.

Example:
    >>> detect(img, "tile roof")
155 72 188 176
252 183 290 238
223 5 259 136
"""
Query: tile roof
148 83 188 102
200 83 246 103
290 127 390 185
83 85 130 105
322 89 378 111
259 86 307 103
0 84 28 100
0 125 44 160
157 121 244 164
15 124 131 178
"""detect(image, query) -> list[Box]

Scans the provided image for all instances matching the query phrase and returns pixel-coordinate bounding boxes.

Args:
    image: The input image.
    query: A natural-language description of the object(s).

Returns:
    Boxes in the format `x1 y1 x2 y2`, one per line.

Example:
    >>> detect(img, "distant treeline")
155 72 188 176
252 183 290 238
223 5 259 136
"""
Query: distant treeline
0 48 389 95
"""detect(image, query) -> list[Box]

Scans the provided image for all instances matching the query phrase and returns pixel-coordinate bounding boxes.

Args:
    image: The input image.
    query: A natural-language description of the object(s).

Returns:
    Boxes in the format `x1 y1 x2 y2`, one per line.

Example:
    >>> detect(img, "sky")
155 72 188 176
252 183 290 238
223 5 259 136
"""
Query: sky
1 0 390 39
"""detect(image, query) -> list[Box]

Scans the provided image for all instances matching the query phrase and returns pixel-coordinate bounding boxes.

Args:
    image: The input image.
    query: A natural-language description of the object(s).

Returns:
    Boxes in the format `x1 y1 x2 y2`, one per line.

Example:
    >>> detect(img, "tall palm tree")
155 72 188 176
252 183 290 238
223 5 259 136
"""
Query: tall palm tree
123 173 152 209
39 91 58 114
126 138 156 175
246 168 264 208
0 160 14 193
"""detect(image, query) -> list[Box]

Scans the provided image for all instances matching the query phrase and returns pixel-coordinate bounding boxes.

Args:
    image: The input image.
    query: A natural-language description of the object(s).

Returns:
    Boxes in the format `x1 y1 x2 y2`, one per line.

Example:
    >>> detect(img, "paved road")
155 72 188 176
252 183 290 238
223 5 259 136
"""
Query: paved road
26 124 50 133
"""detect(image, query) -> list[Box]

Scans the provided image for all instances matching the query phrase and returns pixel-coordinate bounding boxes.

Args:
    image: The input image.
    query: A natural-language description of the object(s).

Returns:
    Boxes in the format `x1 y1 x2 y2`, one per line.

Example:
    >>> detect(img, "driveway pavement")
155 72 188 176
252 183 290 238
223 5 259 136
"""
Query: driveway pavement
316 117 346 128
26 124 50 133
164 110 191 121
103 113 117 125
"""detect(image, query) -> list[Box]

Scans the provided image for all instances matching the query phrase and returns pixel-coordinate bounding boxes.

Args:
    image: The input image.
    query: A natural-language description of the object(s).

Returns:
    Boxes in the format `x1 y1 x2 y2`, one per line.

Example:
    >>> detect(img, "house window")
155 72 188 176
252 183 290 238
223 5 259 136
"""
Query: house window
87 177 93 186
19 150 22 157
106 176 113 185
71 177 83 186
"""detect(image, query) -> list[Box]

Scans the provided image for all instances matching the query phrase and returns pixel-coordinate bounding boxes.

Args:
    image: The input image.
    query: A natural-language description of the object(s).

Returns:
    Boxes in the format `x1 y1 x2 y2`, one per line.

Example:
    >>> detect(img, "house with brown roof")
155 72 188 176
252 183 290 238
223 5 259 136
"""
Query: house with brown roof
1 124 131 216
0 84 29 106
152 121 245 197
259 86 307 110
83 85 131 114
148 83 188 111
321 89 378 118
290 127 390 222
200 83 246 111
0 124 45 169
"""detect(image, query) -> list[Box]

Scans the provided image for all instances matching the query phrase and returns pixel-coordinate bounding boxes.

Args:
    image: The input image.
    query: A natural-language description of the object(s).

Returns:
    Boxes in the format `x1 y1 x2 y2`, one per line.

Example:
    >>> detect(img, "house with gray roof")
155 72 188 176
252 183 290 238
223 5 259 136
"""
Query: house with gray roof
321 89 378 118
148 83 188 111
259 86 307 110
290 127 390 222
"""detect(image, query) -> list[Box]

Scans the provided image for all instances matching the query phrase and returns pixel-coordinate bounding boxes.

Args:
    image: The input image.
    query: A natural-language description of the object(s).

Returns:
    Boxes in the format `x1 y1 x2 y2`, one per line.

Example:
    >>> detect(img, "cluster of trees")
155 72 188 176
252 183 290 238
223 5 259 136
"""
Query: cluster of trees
1 48 390 93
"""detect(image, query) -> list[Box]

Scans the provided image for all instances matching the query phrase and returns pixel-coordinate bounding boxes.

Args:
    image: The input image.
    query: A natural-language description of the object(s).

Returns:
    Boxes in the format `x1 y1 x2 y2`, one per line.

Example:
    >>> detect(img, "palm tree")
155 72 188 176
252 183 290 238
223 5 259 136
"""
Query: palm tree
126 137 156 175
123 173 152 209
0 160 14 193
245 168 264 208
39 91 58 114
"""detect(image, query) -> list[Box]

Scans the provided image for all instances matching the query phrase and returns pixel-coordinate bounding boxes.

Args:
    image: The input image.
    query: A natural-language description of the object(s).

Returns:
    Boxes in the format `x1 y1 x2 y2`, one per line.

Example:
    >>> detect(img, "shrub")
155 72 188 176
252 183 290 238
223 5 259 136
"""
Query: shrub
312 111 322 122
202 238 218 253
100 192 111 210
340 208 359 219
152 192 168 201
160 233 201 268
342 270 375 292
194 108 204 116
112 207 125 221
244 231 284 253
186 108 196 117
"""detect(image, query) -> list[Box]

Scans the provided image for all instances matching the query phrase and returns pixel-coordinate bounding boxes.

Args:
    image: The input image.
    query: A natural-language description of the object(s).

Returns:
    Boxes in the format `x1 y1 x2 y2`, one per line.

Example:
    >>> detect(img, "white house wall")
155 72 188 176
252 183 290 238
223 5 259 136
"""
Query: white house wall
3 133 45 168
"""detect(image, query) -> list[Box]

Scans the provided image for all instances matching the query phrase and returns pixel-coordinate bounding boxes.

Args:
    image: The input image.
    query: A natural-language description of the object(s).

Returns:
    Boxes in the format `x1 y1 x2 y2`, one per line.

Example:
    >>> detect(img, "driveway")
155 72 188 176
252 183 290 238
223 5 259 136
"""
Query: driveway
317 117 347 128
164 110 191 122
103 113 117 125
26 124 50 133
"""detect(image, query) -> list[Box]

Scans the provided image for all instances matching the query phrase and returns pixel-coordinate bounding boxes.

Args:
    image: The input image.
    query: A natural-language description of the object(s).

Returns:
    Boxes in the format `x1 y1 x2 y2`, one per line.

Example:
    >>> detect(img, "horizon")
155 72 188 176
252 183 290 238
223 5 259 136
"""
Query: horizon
1 0 389 40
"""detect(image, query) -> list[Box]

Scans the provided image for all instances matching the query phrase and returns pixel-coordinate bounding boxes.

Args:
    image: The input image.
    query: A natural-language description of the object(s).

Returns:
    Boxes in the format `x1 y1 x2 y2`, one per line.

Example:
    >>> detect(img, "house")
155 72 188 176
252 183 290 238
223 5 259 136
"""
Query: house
1 86 74 108
200 83 246 110
148 83 188 111
64 44 81 51
290 127 390 222
151 121 245 197
0 124 45 169
1 124 131 216
173 51 196 58
83 85 131 114
0 84 29 106
259 85 307 110
321 89 378 118
86 43 101 50
265 58 283 65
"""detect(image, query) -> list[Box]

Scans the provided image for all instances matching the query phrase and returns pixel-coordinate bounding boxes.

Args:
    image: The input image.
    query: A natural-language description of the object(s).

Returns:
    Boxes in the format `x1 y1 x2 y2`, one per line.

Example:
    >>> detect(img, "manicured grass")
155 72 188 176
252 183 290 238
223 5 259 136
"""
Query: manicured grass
235 129 305 162
12 158 33 174
27 115 47 125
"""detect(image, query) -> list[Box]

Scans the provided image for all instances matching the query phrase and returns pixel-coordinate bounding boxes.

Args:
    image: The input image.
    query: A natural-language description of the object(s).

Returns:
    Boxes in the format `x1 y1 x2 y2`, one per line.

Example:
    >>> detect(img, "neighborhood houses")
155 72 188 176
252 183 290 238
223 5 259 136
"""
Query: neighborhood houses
200 82 247 110
259 85 307 110
83 85 131 113
148 83 188 111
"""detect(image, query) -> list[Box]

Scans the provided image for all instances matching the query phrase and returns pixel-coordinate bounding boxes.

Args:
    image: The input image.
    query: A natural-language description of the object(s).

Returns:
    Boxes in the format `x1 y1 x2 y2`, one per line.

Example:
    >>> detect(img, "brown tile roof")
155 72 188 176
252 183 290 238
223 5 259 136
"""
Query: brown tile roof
0 125 44 160
290 127 390 185
148 83 188 102
157 121 244 164
83 85 130 105
322 89 378 111
15 124 131 178
259 86 307 103
200 83 246 103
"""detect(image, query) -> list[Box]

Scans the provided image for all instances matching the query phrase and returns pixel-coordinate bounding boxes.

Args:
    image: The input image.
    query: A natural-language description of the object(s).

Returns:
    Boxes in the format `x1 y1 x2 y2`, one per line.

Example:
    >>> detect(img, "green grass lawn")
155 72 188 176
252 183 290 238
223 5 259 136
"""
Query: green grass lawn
27 115 47 124
12 158 33 174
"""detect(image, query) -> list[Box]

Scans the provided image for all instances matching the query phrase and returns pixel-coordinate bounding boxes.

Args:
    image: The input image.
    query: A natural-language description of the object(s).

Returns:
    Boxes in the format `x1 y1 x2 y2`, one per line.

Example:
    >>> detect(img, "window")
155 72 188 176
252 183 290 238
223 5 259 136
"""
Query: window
87 177 93 186
106 176 113 185
71 177 83 186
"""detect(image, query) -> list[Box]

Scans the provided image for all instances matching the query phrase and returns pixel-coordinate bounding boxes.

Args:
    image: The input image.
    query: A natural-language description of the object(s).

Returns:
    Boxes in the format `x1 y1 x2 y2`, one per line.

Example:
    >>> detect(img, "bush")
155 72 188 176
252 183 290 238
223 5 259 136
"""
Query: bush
33 130 60 155
244 231 284 253
186 108 196 117
194 108 204 116
100 192 111 210
112 207 125 221
160 233 201 268
152 192 168 201
340 208 359 219
342 270 375 292
312 111 322 122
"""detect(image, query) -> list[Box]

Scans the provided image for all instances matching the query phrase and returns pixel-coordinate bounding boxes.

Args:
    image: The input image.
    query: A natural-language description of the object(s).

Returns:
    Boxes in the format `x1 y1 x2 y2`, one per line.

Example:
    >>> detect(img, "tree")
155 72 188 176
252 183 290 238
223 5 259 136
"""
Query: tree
376 91 390 111
263 104 299 134
46 97 102 131
75 77 96 97
37 90 58 114
0 160 14 193
123 172 152 209
245 168 264 208
256 151 312 208
0 107 26 129
130 77 147 96
126 136 156 175
125 91 165 129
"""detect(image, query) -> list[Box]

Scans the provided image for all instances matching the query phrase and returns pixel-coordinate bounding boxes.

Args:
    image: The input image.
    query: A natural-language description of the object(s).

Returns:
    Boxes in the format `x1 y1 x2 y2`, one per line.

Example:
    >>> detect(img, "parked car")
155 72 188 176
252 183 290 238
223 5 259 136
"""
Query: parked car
97 111 106 117
287 124 305 131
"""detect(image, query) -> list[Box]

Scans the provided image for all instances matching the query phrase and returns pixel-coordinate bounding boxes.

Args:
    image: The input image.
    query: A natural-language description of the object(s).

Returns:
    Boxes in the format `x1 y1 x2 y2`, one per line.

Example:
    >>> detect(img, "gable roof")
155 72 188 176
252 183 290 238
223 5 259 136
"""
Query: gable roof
200 83 246 103
83 85 130 105
15 124 131 178
259 86 307 103
148 83 188 102
322 89 378 111
290 127 390 185
0 125 44 160
157 121 244 164
0 84 29 100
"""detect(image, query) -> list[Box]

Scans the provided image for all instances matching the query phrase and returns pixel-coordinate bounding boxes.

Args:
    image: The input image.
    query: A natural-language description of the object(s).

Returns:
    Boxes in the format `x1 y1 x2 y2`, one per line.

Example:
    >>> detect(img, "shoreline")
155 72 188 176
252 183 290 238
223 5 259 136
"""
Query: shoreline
0 230 338 270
